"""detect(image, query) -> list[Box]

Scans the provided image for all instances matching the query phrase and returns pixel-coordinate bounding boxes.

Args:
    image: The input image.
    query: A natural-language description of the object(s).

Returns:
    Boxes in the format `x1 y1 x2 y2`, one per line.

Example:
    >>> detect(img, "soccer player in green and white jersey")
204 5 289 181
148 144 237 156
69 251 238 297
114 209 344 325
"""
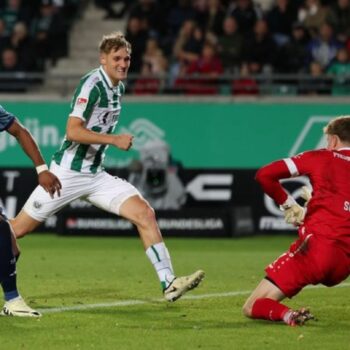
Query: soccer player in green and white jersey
11 32 204 302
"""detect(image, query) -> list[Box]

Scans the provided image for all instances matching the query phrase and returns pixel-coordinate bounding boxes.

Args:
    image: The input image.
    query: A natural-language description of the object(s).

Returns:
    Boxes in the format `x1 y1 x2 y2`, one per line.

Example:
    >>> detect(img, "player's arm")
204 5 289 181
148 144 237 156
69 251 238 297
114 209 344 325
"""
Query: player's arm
66 116 133 150
255 160 291 205
7 119 61 198
256 160 305 226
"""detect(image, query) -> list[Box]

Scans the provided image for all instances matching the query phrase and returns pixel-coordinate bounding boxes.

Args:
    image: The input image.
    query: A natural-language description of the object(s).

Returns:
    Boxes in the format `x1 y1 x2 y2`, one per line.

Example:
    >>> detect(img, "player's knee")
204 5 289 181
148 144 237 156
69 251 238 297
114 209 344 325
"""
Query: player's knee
133 204 156 229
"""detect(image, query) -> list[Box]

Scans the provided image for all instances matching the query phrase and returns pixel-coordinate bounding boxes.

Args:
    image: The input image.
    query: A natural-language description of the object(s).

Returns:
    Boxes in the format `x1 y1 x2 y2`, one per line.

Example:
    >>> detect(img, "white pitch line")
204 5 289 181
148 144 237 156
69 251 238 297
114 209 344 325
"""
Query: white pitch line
39 282 350 315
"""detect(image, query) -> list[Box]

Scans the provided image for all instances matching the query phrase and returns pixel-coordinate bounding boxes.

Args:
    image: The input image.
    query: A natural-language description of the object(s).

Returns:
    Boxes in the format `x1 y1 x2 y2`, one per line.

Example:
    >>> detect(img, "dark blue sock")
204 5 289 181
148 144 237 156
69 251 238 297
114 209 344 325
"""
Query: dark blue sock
0 219 19 301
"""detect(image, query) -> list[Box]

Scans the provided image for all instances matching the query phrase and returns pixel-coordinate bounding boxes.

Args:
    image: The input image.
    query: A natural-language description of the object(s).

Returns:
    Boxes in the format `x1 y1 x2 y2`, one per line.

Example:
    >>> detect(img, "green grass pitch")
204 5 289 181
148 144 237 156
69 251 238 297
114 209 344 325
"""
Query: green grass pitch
1 234 349 350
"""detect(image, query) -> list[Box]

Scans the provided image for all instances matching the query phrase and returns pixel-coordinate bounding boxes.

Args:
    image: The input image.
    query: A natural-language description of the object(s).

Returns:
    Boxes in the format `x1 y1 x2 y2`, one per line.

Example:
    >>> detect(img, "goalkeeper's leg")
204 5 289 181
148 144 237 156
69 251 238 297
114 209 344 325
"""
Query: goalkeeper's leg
242 278 286 318
242 278 312 326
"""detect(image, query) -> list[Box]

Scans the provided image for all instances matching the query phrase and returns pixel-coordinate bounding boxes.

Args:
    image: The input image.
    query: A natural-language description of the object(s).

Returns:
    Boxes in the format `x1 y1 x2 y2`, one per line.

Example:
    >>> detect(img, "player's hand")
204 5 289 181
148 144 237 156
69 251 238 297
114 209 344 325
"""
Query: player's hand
38 171 62 199
280 195 305 226
112 134 133 151
284 204 305 226
300 186 312 207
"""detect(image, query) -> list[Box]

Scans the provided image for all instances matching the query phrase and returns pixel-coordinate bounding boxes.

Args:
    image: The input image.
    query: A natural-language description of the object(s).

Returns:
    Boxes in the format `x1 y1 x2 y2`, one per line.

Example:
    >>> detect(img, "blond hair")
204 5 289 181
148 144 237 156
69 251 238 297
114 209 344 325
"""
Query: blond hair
99 31 131 54
324 116 350 143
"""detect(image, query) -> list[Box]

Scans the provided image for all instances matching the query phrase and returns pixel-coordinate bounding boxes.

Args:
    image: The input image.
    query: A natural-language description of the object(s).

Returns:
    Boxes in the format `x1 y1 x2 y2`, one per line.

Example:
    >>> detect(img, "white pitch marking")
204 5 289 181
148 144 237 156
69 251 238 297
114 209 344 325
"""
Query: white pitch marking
38 282 350 315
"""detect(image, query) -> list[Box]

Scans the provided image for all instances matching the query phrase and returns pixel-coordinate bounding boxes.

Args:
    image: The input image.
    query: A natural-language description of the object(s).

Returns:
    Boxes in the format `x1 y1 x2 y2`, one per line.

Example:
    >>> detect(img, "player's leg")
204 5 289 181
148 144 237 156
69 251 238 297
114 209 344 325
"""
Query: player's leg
10 210 42 238
0 217 18 301
242 278 291 321
243 278 313 326
0 215 40 317
8 209 41 263
243 237 317 326
119 194 175 284
10 224 20 259
119 195 205 301
12 163 89 238
11 182 65 239
242 277 285 316
119 195 162 248
87 173 204 301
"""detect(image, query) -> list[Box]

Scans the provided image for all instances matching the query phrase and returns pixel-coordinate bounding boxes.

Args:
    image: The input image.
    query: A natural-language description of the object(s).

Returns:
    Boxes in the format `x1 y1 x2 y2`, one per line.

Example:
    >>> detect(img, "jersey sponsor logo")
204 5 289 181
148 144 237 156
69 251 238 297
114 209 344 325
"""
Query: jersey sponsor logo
77 97 88 106
97 111 118 125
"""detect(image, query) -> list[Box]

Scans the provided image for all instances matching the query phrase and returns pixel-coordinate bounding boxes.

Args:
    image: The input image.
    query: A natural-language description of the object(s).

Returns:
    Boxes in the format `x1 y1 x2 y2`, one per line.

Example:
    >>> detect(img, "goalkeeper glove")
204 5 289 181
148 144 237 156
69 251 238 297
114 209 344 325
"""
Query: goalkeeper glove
300 186 312 206
280 196 305 226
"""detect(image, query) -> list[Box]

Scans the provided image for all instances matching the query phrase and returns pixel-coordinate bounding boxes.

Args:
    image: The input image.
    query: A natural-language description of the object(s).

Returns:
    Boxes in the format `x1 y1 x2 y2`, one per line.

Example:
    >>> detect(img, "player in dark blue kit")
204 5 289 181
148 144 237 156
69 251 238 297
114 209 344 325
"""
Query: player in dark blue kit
0 105 61 317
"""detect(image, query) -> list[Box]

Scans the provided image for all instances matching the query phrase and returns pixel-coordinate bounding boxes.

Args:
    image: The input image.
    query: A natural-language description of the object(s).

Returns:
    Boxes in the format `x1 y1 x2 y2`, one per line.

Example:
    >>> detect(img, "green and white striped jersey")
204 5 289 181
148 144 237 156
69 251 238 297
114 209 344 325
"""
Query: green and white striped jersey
53 67 125 173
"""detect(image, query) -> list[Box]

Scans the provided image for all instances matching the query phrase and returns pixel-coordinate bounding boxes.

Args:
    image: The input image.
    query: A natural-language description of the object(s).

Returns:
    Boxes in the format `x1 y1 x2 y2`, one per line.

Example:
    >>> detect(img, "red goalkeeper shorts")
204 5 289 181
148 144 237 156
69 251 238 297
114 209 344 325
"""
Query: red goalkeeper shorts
265 233 350 298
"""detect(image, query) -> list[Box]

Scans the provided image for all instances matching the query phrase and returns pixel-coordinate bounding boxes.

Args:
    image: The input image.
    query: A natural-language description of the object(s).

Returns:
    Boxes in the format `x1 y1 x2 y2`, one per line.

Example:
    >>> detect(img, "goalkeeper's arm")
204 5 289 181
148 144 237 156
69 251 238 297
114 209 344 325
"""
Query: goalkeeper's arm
255 160 292 205
255 160 307 226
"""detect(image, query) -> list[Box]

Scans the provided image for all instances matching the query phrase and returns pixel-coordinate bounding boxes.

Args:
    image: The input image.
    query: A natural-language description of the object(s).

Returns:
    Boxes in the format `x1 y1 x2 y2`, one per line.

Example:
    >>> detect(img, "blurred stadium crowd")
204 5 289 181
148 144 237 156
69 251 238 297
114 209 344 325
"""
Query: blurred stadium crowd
0 0 82 72
1 0 350 95
118 0 350 95
0 0 84 91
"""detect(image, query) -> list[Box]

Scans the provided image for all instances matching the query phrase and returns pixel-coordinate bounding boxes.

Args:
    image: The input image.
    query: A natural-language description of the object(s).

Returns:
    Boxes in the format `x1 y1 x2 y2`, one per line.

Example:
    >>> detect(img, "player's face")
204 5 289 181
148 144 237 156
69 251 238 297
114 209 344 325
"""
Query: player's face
100 47 131 85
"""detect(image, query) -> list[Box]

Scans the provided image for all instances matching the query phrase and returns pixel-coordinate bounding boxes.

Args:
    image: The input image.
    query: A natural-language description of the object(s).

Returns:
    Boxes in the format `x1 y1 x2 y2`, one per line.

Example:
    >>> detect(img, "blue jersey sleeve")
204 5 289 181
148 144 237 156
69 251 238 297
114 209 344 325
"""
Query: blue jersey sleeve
0 105 15 132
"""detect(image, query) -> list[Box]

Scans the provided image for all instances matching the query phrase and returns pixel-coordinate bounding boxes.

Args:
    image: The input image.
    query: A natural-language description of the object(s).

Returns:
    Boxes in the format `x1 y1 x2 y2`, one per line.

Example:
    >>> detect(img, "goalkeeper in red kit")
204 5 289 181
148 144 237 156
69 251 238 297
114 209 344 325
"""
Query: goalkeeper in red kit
243 116 350 326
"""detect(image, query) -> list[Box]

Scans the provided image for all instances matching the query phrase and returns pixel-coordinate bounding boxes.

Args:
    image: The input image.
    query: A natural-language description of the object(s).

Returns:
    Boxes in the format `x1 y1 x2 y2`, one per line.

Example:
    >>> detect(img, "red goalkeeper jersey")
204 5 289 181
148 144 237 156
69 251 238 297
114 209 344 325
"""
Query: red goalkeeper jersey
256 148 350 254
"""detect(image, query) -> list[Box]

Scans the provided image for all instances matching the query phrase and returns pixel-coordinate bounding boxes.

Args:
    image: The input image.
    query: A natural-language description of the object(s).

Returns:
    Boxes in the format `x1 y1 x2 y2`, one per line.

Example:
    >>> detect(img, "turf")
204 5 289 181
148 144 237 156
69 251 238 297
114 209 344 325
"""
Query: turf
1 234 349 350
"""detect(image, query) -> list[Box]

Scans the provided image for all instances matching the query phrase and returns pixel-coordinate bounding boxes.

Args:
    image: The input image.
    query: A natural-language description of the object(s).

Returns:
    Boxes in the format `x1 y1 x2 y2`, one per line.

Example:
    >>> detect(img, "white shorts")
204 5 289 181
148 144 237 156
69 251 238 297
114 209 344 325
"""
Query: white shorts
23 162 141 222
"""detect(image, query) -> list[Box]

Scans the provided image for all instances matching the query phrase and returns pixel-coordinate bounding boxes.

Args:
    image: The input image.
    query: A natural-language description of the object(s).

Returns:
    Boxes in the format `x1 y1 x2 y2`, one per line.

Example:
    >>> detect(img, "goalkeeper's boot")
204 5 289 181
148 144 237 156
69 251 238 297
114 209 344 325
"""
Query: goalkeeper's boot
163 270 205 302
285 307 315 326
1 297 41 318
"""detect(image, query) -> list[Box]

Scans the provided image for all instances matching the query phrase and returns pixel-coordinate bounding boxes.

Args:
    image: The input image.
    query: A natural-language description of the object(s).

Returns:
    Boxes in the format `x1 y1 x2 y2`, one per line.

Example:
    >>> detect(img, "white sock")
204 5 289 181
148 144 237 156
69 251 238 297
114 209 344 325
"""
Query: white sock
146 242 175 290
